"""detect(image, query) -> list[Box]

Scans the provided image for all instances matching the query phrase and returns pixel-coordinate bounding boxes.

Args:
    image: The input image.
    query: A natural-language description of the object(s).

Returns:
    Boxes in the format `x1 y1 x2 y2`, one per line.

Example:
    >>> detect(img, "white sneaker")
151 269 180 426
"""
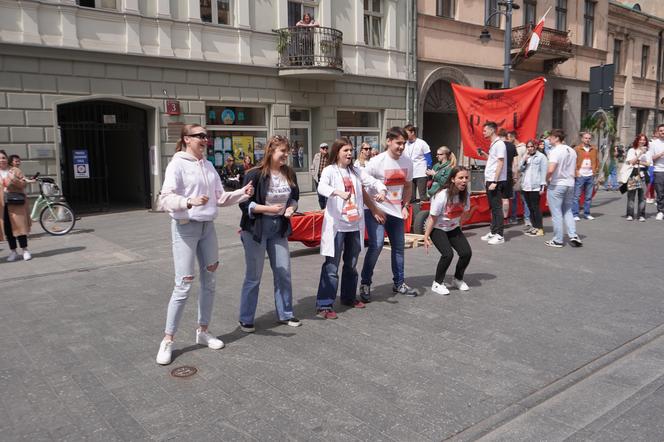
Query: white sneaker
156 339 173 365
453 278 470 291
573 216 581 221
584 215 595 220
626 216 633 221
646 198 655 204
431 282 450 295
657 212 664 221
196 329 224 350
22 251 32 261
639 216 646 222
7 251 18 262
487 235 505 245
480 232 495 241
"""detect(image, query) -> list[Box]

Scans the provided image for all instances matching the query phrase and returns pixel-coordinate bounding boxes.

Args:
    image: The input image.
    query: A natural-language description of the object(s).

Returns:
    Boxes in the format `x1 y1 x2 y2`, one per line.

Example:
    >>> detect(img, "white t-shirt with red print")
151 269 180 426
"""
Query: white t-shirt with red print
365 152 413 219
429 189 470 232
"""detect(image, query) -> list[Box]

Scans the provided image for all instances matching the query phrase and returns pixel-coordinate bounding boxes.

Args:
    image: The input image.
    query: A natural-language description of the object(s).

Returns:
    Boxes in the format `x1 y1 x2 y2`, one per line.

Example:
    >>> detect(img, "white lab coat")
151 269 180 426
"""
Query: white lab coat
317 164 386 257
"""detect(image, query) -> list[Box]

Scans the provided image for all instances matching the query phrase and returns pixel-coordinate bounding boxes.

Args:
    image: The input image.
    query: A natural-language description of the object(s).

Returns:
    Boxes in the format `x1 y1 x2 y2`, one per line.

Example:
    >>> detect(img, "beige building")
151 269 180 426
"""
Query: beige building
0 0 412 211
417 0 612 157
608 0 664 144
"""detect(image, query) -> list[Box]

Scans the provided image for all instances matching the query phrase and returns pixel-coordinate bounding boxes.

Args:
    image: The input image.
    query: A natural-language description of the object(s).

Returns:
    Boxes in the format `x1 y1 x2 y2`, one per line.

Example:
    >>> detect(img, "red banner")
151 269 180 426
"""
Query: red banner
452 77 546 160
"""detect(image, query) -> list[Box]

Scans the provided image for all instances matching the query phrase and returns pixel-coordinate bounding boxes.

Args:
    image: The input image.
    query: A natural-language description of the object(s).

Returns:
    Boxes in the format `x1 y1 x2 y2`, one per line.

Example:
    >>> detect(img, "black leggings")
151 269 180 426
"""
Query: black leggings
3 205 27 250
523 191 543 229
430 227 472 283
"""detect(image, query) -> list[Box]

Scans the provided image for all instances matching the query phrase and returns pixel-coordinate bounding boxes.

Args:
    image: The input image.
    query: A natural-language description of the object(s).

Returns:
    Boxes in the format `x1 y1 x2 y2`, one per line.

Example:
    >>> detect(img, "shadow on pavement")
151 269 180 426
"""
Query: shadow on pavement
32 246 86 258
29 228 95 240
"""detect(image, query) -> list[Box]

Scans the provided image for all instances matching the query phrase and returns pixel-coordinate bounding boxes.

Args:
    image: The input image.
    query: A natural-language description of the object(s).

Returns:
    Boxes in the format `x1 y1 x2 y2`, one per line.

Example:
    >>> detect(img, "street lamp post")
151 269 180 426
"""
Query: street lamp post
479 0 520 89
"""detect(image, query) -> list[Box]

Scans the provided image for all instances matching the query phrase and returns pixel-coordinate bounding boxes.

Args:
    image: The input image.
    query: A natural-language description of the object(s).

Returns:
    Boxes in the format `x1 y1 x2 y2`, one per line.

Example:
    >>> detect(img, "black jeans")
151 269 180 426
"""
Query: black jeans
3 205 27 250
486 181 505 236
523 191 543 229
430 227 472 283
412 177 429 202
654 171 664 213
626 188 645 218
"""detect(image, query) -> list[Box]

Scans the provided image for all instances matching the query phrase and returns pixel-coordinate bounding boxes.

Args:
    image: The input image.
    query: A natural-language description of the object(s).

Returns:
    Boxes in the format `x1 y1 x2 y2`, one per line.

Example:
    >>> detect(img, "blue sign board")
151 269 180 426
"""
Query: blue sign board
73 149 90 179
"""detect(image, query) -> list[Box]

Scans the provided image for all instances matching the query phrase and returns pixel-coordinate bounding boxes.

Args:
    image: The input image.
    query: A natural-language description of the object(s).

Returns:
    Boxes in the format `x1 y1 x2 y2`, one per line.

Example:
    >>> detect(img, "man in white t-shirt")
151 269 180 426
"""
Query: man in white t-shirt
477 121 507 245
360 127 418 300
650 124 664 220
404 125 432 202
545 128 582 248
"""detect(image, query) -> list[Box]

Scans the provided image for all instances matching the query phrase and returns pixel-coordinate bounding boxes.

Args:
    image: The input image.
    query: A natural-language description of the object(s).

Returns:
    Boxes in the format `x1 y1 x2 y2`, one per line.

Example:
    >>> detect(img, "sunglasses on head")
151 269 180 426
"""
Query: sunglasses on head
187 133 208 140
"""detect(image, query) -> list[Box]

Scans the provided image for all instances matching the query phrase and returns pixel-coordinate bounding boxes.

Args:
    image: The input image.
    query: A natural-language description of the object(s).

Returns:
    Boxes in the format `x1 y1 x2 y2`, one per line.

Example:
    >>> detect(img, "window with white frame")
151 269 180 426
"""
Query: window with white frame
364 0 383 47
288 0 318 27
485 0 500 28
337 110 382 158
555 0 567 32
200 0 232 26
76 0 117 8
436 0 455 19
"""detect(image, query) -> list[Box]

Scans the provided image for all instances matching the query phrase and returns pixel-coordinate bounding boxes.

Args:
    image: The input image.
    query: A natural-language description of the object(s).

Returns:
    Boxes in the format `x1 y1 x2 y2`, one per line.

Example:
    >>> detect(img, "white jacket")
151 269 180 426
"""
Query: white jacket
317 164 386 257
158 151 249 221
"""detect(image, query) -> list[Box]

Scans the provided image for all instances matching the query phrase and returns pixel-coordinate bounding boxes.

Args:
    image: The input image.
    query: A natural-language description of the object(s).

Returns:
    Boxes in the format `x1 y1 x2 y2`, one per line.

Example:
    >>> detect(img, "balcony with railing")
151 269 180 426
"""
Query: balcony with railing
511 25 573 71
274 26 343 78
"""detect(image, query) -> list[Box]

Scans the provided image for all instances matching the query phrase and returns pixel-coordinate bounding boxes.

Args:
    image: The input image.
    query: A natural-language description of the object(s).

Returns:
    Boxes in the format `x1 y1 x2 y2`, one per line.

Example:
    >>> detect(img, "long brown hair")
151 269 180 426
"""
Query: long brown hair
254 135 296 186
175 124 204 152
329 137 359 176
439 166 469 202
632 133 649 149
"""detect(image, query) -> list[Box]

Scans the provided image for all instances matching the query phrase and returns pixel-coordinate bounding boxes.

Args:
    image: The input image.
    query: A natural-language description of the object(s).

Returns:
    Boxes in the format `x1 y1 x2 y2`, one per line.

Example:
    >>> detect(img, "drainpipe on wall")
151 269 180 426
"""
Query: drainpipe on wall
405 0 417 126
656 30 663 129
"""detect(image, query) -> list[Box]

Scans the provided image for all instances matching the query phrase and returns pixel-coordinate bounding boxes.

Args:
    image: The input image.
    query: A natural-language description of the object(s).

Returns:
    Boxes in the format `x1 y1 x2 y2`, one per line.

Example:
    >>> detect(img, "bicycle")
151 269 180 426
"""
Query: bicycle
29 173 76 236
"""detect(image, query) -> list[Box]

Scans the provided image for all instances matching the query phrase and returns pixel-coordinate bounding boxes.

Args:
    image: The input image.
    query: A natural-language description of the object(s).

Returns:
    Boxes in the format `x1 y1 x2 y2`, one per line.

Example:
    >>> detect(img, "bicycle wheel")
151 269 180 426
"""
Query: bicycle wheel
40 202 76 236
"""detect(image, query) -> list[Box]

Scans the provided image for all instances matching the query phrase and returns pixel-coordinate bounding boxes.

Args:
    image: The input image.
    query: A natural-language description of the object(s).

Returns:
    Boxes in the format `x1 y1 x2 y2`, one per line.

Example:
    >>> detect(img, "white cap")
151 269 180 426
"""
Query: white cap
319 142 328 148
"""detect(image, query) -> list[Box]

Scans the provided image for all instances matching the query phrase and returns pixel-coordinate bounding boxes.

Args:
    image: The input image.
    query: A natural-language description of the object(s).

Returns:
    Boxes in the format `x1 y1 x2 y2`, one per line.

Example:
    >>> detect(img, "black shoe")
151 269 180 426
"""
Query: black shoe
239 321 255 333
278 318 302 327
359 284 372 303
392 282 419 297
569 236 583 247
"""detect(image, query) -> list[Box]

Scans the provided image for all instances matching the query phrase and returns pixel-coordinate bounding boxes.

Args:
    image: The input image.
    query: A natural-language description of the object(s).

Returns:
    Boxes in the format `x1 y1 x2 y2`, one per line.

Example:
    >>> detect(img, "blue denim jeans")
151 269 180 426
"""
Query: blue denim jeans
239 217 294 324
547 184 577 244
361 210 405 286
510 190 531 221
573 175 594 217
316 230 362 309
164 220 219 335
605 165 618 190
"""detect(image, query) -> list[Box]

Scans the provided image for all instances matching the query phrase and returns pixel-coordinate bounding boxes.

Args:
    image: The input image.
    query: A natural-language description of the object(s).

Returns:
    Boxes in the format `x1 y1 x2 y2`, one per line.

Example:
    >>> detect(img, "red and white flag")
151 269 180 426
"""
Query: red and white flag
526 8 550 58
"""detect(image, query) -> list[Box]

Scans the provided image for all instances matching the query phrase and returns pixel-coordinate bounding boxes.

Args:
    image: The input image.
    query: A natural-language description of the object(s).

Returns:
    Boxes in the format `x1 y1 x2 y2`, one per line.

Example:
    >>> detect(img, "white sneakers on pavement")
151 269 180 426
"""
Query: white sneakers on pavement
488 235 505 245
196 329 224 349
573 216 581 221
480 232 495 241
626 216 633 221
7 251 18 262
431 282 450 295
656 212 664 221
156 339 173 365
584 215 595 220
23 251 32 261
452 278 470 291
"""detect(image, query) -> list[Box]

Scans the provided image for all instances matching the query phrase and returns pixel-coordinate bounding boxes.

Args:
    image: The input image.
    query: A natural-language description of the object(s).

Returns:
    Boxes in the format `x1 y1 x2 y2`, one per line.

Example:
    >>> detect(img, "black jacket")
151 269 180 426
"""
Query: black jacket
239 168 299 243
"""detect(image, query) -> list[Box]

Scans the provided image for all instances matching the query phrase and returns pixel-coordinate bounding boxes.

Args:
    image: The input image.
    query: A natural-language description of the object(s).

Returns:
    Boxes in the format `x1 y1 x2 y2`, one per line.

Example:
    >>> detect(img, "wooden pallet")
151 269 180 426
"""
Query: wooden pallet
384 233 425 249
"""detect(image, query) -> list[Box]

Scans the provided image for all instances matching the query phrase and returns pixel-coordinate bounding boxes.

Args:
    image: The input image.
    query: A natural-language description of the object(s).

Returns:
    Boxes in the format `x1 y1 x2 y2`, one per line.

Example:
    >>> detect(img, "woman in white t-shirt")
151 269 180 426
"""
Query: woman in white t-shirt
315 137 387 319
423 166 475 295
624 134 652 221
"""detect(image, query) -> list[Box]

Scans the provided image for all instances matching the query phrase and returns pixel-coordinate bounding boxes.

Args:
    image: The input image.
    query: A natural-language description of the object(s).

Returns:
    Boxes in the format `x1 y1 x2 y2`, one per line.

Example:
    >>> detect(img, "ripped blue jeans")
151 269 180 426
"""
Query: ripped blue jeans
164 219 219 335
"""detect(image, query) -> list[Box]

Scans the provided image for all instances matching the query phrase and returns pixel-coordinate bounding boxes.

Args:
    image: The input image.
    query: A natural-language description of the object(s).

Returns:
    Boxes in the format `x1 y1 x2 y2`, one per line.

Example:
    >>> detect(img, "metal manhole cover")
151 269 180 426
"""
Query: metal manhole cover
170 366 197 378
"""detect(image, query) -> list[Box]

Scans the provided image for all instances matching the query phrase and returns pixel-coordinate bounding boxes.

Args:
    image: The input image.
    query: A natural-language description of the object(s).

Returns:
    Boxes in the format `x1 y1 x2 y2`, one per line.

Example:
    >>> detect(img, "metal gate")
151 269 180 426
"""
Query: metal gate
58 101 150 212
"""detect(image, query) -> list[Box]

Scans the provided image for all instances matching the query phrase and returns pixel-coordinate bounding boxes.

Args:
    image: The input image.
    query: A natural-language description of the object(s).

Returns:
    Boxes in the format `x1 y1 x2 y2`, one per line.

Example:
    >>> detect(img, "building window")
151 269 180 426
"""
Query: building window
436 0 454 18
76 0 117 8
524 0 537 26
552 89 566 129
641 45 650 79
337 110 381 158
288 0 318 27
636 109 648 134
613 39 622 74
484 81 502 90
583 1 595 47
364 0 383 47
555 0 567 31
580 92 590 127
485 0 500 28
206 105 268 168
200 0 231 25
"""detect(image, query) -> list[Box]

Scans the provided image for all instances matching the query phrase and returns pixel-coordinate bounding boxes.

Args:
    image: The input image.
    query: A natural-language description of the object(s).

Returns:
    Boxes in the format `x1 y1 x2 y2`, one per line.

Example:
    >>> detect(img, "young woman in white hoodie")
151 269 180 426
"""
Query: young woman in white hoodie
315 137 387 319
156 124 253 365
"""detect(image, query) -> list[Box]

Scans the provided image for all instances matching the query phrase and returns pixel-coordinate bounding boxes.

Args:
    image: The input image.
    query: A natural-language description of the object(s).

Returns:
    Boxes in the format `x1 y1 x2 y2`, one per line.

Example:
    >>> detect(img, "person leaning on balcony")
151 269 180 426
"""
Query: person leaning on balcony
296 13 319 27
295 13 318 65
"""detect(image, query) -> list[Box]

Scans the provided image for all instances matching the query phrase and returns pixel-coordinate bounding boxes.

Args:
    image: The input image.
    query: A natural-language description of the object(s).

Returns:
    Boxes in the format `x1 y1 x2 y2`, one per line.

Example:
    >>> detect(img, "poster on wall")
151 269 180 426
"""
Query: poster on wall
253 137 266 163
73 149 90 179
232 136 254 162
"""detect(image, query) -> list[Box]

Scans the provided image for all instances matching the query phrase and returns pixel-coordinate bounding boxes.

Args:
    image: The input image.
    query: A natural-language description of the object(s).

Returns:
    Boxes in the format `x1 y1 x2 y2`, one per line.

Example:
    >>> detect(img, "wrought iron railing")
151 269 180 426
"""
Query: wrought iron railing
511 25 573 54
275 26 343 71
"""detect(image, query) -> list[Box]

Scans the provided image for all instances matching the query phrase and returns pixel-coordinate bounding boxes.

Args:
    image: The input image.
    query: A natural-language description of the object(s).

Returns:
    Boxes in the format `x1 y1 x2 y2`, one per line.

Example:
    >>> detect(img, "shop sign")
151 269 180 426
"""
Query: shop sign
166 100 181 115
73 149 90 179
221 108 236 124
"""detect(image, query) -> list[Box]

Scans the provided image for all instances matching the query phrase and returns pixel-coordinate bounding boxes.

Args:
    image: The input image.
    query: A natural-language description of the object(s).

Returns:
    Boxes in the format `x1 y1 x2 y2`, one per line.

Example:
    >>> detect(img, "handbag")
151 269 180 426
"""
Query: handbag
3 191 26 205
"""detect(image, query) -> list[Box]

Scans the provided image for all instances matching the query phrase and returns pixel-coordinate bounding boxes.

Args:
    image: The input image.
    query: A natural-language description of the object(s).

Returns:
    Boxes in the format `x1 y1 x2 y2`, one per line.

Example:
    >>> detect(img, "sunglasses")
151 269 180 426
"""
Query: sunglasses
437 153 447 156
361 147 371 151
187 133 208 140
321 147 328 150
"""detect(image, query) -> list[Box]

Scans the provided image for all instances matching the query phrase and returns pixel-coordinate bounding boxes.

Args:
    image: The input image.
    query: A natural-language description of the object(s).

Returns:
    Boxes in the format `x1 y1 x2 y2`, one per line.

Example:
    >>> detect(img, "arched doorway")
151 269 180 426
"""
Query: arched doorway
57 100 150 212
422 80 460 158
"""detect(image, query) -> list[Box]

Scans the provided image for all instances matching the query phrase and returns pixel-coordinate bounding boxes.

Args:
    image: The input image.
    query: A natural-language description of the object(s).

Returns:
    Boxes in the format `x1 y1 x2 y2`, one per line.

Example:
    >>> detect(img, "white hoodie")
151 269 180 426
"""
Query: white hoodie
158 151 249 221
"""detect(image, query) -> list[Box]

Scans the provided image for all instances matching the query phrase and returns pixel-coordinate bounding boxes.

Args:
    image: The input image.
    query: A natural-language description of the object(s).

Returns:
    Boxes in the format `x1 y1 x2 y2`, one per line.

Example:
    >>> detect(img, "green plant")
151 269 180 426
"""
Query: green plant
581 109 617 181
276 29 291 54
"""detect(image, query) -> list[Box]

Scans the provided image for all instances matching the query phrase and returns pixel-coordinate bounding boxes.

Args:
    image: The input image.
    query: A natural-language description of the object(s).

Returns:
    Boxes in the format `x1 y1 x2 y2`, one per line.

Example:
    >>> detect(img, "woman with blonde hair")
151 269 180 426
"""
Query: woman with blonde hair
156 124 253 365
238 135 301 332
354 142 372 168
426 146 457 197
0 150 32 261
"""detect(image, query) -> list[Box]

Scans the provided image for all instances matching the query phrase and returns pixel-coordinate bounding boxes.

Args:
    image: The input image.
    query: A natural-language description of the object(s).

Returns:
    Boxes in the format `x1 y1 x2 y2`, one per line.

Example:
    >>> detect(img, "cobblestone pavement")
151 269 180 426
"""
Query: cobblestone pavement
1 191 663 441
